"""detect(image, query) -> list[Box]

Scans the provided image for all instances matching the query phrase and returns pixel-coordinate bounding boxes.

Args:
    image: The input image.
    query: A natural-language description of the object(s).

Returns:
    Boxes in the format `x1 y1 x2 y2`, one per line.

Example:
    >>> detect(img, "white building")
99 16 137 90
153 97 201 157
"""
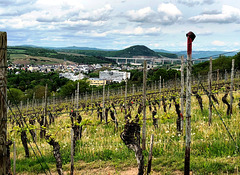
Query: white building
99 70 130 83
59 72 85 81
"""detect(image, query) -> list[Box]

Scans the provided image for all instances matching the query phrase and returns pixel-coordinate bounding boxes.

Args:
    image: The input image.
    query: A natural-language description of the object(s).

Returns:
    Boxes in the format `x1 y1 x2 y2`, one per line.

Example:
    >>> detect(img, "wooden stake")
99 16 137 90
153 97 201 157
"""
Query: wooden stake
230 59 235 115
32 92 35 108
180 55 184 132
159 76 162 108
0 31 7 175
125 79 127 110
13 141 16 175
91 87 93 104
77 82 79 113
107 86 109 100
147 134 154 175
142 60 147 150
103 83 106 123
225 69 228 82
184 38 193 175
70 129 74 175
44 84 48 119
208 57 212 126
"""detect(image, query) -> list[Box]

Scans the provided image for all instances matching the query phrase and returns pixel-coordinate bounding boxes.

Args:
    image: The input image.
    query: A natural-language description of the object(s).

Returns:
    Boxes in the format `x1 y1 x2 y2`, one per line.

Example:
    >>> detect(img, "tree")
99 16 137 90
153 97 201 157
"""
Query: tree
58 80 91 97
33 85 49 99
7 88 24 103
59 81 76 97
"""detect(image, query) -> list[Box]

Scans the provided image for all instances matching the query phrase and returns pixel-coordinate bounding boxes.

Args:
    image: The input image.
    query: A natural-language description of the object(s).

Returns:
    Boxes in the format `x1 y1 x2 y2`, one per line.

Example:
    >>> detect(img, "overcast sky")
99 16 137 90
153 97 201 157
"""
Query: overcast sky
1 0 240 51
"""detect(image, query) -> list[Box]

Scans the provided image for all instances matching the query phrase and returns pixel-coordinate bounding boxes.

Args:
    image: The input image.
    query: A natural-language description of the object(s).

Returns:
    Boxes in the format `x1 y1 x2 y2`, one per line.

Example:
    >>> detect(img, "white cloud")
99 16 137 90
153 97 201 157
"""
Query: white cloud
177 0 215 7
212 40 225 46
111 26 161 35
126 7 155 22
189 5 240 23
79 4 113 22
149 43 160 48
234 42 239 46
157 3 182 24
196 31 213 35
0 0 37 6
126 3 182 25
158 3 182 17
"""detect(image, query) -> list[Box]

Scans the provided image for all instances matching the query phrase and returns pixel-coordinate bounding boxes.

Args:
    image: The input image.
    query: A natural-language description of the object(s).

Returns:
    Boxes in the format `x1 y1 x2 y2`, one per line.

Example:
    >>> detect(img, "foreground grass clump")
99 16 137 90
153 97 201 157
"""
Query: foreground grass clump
8 90 240 174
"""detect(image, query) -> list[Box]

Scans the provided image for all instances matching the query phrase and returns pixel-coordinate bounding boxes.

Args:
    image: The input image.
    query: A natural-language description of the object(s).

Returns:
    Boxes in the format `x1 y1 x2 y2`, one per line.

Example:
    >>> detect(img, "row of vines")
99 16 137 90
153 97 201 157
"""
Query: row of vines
5 68 240 174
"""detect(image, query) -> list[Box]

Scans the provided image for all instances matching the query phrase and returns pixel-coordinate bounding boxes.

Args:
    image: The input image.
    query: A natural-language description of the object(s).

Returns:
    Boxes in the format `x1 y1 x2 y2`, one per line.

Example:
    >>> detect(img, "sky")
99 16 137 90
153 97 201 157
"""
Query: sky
1 0 240 51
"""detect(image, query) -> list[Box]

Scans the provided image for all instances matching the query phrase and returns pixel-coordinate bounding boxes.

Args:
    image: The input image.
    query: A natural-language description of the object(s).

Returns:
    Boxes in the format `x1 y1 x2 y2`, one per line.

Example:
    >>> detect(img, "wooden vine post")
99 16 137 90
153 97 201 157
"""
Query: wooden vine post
44 84 48 127
0 31 7 175
184 31 195 175
91 87 93 104
70 129 74 175
102 82 106 123
147 134 154 175
180 55 184 132
159 76 161 108
107 86 109 101
124 79 127 112
230 59 235 115
76 82 79 113
133 84 135 96
208 57 212 126
121 86 123 97
142 60 147 150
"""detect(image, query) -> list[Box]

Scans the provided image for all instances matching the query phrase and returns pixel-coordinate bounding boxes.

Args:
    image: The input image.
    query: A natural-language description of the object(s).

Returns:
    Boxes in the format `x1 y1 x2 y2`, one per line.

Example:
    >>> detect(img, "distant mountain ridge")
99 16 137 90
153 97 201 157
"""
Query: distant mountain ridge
10 45 238 59
52 46 239 59
153 50 238 59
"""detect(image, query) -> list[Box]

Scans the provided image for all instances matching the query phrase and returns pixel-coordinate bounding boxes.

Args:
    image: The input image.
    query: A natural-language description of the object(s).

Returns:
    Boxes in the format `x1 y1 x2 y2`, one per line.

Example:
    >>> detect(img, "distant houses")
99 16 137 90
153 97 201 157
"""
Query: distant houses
8 63 131 86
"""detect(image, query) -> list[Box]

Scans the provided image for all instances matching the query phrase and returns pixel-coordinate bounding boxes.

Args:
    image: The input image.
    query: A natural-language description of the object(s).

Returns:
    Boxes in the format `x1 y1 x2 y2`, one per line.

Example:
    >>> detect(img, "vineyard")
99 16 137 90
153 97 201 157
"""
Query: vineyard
5 70 240 174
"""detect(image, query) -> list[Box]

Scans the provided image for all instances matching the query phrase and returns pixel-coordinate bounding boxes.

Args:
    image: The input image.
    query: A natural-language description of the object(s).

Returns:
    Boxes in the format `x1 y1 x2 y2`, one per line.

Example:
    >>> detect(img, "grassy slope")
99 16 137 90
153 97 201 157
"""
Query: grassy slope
10 54 68 65
8 46 115 65
8 82 240 174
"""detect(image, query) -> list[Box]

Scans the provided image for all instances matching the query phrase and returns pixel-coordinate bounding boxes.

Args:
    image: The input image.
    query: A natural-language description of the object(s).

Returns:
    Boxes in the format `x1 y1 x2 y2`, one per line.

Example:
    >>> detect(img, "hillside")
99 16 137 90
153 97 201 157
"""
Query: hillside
57 45 178 58
192 52 240 75
7 46 115 65
112 45 159 57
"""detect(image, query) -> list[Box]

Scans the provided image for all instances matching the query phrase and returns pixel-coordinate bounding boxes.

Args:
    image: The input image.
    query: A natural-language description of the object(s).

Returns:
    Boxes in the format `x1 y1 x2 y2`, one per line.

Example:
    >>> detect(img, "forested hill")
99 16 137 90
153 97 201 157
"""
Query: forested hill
192 52 240 75
113 45 158 57
57 45 178 58
7 46 115 65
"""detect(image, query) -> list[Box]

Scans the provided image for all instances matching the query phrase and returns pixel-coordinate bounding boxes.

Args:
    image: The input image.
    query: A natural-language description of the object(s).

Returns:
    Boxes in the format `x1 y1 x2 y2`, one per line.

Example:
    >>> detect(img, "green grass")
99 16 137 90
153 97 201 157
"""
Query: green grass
8 90 240 174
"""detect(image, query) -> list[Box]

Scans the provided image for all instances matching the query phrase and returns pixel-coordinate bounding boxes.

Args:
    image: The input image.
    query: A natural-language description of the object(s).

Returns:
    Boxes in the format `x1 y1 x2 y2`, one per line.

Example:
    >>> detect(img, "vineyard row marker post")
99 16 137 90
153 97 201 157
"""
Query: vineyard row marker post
184 31 195 175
